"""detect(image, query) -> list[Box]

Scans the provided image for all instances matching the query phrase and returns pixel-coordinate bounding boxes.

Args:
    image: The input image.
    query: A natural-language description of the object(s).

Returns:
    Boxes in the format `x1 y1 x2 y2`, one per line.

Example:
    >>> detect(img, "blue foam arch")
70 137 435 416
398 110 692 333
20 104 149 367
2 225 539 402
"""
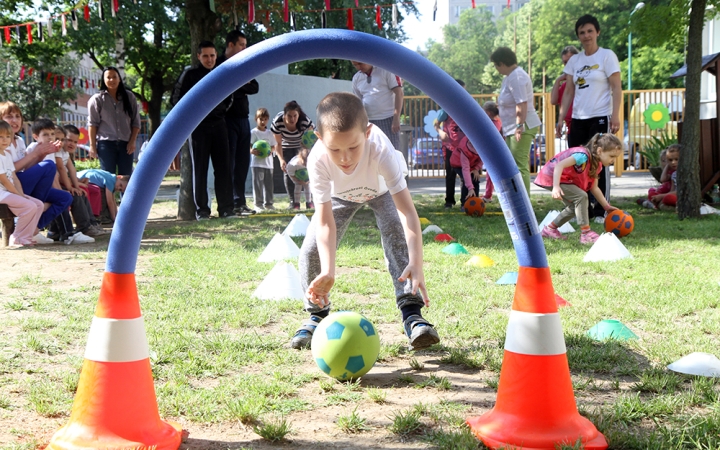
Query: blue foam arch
107 29 546 274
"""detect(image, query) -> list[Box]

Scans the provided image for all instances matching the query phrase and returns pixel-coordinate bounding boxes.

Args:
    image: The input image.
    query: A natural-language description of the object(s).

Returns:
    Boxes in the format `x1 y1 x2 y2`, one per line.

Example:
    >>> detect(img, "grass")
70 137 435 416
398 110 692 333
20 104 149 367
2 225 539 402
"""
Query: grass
1 191 720 448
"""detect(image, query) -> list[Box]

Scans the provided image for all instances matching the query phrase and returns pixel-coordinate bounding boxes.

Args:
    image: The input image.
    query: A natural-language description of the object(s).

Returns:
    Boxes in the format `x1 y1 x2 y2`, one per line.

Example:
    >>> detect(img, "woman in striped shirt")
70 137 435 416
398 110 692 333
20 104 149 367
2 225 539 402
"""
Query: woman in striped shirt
271 101 314 207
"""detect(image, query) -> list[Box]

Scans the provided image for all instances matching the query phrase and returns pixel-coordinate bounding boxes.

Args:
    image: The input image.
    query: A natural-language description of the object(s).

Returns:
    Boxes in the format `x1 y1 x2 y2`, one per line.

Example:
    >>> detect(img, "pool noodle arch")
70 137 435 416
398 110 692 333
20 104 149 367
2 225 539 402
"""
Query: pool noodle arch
107 29 545 274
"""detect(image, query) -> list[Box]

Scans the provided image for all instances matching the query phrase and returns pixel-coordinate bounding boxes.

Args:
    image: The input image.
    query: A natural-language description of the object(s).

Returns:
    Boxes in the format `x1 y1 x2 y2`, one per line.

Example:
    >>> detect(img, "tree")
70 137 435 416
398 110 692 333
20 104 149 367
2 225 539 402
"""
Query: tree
426 7 498 94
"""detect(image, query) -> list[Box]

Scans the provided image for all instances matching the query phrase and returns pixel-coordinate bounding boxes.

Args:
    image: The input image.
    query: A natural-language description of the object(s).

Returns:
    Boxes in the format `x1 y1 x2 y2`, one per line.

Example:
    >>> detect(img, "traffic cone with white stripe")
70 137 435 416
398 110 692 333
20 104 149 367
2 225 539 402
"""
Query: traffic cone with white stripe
47 273 182 449
467 267 607 449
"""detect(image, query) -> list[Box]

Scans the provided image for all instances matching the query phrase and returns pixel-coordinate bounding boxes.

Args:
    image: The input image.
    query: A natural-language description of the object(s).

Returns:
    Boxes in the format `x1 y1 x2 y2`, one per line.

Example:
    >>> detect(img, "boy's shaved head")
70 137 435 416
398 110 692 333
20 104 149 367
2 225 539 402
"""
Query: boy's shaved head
316 92 368 136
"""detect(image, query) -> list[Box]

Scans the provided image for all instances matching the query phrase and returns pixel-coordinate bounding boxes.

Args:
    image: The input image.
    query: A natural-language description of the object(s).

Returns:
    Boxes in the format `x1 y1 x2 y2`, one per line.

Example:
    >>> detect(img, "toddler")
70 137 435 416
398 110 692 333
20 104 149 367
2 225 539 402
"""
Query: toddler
643 145 679 210
0 120 44 247
435 110 482 207
534 133 622 244
480 101 499 202
250 108 276 212
286 148 313 210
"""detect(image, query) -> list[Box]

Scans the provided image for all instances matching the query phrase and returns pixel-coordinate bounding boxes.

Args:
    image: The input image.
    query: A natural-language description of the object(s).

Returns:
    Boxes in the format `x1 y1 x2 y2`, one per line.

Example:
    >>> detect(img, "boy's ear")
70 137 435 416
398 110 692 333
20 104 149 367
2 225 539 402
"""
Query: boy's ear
314 130 322 141
366 123 373 138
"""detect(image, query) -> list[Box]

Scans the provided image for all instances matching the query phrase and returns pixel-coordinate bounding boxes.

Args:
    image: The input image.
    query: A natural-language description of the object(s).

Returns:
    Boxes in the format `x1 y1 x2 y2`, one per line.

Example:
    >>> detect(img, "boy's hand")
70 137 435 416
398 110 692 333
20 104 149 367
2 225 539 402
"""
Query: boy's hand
551 186 564 200
307 274 335 308
70 186 83 196
399 265 429 307
35 142 58 157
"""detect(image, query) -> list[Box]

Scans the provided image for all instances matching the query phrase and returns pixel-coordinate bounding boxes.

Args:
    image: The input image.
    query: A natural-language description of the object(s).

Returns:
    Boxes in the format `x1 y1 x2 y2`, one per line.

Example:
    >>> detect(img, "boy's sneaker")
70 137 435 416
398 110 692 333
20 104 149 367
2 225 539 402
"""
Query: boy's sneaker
306 202 314 209
32 233 56 245
580 230 600 245
218 211 240 219
403 314 440 350
234 205 256 216
66 232 95 245
541 225 567 240
290 315 324 349
642 200 657 210
264 205 275 210
197 214 210 221
293 203 301 210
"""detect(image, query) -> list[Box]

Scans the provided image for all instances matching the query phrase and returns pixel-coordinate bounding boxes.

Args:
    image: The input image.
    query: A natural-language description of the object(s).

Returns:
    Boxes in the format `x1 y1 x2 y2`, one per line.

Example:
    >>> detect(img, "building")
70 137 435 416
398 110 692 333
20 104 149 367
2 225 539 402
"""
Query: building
61 54 103 124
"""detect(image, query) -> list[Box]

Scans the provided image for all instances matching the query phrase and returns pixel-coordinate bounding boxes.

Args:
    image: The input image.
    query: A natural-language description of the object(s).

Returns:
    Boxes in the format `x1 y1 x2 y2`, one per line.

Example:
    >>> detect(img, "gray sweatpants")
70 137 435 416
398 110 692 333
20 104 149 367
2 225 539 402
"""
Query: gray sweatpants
252 167 273 208
548 183 591 227
298 191 425 314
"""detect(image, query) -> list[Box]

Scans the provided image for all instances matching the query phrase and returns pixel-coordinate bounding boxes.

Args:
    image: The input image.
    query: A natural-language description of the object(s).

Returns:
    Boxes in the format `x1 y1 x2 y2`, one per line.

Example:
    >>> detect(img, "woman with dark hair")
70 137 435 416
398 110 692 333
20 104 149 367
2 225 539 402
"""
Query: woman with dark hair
491 46 542 194
556 14 621 220
87 67 141 175
271 101 314 208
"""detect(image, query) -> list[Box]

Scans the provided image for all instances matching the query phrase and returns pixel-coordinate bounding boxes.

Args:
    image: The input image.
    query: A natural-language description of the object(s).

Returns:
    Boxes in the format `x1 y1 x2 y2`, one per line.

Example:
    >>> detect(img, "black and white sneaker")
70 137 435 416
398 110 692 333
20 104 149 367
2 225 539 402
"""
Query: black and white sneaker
234 205 257 216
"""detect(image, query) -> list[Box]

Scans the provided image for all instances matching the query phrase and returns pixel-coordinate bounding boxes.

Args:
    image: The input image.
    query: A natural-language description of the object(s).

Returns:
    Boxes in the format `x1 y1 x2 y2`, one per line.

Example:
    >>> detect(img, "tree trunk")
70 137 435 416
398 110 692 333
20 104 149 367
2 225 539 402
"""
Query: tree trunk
177 141 196 220
148 71 164 136
678 0 706 219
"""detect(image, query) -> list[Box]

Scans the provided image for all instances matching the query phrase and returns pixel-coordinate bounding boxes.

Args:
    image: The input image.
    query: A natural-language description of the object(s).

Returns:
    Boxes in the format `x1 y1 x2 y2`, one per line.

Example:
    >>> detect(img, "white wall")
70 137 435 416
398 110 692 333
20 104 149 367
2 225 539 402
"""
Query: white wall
701 15 720 119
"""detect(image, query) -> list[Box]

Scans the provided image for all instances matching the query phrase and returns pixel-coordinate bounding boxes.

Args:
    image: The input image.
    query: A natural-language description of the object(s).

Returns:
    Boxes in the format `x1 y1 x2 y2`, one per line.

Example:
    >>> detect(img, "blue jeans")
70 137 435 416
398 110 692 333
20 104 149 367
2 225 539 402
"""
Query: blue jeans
97 140 133 175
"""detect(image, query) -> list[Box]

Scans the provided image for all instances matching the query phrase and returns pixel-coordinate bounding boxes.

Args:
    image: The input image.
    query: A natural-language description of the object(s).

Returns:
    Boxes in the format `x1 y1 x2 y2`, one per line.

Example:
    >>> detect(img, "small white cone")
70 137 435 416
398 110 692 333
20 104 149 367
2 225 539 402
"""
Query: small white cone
283 214 311 237
700 203 720 215
258 233 300 262
252 261 305 300
667 352 720 377
583 232 633 262
538 210 575 234
422 225 443 235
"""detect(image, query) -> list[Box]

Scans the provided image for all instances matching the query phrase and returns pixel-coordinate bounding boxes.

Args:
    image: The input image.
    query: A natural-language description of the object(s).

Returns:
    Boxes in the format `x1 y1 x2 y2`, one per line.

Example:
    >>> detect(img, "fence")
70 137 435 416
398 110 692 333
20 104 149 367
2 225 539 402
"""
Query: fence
403 88 686 179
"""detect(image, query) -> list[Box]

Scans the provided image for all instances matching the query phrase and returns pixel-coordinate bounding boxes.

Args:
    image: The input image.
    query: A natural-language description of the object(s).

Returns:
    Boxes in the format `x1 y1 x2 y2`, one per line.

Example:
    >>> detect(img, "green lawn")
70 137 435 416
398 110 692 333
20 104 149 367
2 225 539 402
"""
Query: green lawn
1 193 719 449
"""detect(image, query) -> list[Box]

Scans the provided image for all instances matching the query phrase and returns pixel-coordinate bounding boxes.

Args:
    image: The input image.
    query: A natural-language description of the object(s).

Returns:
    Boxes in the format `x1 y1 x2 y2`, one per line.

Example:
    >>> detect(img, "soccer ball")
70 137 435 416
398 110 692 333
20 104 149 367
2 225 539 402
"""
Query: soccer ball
311 311 380 381
301 130 318 149
253 140 271 158
295 168 309 182
464 196 485 217
604 210 634 237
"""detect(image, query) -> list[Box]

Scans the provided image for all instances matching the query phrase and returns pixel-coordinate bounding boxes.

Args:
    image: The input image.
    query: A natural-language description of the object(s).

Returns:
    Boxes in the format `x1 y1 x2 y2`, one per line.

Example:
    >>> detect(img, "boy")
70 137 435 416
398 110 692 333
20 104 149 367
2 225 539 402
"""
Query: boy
291 92 439 351
76 168 129 223
250 108 276 212
28 119 94 244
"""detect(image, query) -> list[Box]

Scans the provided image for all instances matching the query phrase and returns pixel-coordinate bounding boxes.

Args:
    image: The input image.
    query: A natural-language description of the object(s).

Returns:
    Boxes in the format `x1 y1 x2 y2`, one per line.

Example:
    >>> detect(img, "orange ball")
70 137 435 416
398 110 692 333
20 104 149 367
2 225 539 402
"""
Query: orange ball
464 196 485 217
604 210 634 237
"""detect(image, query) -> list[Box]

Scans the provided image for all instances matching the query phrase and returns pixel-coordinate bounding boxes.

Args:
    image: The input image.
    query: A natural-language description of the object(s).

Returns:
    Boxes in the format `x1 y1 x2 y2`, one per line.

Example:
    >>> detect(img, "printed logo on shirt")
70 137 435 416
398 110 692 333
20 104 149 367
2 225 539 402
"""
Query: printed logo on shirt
576 64 599 90
336 186 379 203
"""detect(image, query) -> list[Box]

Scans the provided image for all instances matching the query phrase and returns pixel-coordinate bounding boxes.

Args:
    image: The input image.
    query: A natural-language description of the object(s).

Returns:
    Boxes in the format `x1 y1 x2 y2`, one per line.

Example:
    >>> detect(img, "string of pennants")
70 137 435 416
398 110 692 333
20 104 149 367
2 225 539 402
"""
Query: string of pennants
9 65 100 94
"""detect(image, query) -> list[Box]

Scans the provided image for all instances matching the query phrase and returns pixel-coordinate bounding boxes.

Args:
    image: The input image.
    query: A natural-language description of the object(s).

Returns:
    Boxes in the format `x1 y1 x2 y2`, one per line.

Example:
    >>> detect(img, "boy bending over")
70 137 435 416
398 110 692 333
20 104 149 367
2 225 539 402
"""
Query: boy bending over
76 168 129 222
291 92 439 351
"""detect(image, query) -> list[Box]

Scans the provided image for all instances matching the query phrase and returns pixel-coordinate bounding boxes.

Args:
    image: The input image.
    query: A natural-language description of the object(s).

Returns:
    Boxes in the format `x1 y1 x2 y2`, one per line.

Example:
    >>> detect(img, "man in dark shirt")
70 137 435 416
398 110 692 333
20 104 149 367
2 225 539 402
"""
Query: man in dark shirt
178 41 236 220
217 30 259 216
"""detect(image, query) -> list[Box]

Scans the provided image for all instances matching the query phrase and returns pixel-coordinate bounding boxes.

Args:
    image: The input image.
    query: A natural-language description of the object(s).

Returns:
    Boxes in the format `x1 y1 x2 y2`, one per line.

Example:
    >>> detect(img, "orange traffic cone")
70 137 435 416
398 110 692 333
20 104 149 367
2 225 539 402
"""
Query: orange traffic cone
467 266 607 449
47 273 182 449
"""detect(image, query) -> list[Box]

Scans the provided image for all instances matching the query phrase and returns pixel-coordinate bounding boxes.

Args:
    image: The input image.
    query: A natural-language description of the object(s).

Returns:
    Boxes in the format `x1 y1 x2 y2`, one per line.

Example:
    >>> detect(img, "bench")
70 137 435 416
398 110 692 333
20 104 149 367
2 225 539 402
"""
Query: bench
0 204 15 247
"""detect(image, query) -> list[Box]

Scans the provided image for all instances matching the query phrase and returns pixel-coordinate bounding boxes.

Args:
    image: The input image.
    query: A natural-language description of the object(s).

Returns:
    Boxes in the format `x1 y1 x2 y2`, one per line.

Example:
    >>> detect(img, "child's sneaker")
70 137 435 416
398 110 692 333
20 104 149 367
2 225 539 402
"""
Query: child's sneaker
580 230 600 244
293 203 301 210
290 315 324 349
541 225 567 240
403 315 440 350
306 202 314 209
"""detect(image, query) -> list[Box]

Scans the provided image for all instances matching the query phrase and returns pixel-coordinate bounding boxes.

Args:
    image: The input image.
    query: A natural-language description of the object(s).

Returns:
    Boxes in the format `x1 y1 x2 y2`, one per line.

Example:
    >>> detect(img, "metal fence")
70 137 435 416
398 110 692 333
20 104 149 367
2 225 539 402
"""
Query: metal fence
403 88 686 179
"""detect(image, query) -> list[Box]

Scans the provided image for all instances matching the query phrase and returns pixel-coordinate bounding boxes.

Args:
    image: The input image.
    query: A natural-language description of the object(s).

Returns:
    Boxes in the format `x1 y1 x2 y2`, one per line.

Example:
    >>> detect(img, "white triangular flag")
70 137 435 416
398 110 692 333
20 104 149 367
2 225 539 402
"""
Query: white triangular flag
668 352 720 377
583 232 633 262
252 261 304 300
700 203 720 215
283 214 311 237
538 210 575 233
258 233 300 262
422 225 443 235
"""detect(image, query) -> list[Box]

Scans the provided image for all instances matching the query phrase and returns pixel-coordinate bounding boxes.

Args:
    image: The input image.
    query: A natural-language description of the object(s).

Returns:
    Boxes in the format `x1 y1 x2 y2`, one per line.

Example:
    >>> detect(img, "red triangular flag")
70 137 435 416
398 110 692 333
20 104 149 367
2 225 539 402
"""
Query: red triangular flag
248 0 255 23
346 8 354 30
53 75 58 89
84 4 90 22
26 24 33 44
355 0 358 7
67 76 72 88
265 10 270 23
46 72 53 82
376 5 382 29
28 68 34 77
324 0 330 9
283 0 288 22
113 0 119 14
20 66 26 81
61 75 65 88
85 79 89 89
472 0 476 7
4 27 10 44
92 80 96 88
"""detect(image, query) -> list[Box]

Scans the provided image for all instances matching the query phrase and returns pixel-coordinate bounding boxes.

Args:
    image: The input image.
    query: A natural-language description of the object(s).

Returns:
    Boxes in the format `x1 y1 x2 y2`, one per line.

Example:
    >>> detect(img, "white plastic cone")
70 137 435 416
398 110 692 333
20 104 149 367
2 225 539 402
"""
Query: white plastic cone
538 210 575 233
283 214 311 237
422 225 443 235
583 232 633 262
700 204 720 215
258 233 300 262
667 352 720 377
253 261 305 300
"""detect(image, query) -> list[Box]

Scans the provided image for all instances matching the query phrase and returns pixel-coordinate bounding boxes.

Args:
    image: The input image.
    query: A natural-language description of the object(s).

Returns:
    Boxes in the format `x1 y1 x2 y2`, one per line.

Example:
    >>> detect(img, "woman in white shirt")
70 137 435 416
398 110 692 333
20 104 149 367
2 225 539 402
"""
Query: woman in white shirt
491 47 542 194
555 14 622 219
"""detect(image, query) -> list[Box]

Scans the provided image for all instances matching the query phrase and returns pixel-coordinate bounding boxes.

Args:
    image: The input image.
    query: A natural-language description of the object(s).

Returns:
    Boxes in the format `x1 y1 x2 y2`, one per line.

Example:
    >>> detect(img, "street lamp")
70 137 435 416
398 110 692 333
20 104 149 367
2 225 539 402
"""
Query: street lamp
628 2 645 90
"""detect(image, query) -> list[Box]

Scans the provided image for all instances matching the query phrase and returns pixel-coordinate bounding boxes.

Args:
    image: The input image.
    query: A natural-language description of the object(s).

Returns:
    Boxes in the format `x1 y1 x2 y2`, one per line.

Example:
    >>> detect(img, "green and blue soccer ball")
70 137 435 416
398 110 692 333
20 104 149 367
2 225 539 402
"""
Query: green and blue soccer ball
311 311 380 380
253 140 271 158
301 130 318 149
295 168 309 182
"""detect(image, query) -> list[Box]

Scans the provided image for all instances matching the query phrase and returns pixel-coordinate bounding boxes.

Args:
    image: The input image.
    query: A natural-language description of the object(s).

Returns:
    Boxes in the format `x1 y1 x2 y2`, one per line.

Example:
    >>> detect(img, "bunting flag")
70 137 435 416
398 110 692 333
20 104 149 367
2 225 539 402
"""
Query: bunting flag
19 66 26 80
38 22 44 42
472 0 476 8
61 75 65 88
346 8 354 30
71 10 79 30
84 5 90 22
15 26 21 44
392 4 397 27
113 0 119 16
355 0 359 7
321 10 326 28
47 19 53 37
324 0 330 9
265 10 270 23
28 68 34 77
233 4 238 27
86 79 89 89
99 0 105 21
433 0 437 21
507 0 510 7
4 27 10 44
209 0 215 12
376 5 382 29
53 74 58 89
248 0 255 23
283 0 289 22
290 11 296 31
46 72 52 82
26 24 32 44
62 14 67 35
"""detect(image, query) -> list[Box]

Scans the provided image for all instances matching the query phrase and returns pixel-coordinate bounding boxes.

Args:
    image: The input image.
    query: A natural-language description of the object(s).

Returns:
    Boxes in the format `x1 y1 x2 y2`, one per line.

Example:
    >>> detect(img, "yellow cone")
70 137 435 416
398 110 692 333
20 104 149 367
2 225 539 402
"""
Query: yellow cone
419 217 431 226
466 254 495 268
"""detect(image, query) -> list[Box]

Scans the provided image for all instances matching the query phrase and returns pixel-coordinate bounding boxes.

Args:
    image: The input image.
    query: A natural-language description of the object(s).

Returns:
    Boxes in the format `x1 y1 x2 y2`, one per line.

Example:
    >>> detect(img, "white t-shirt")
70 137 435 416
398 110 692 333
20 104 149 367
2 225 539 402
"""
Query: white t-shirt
352 66 403 120
250 127 276 169
564 48 621 119
0 151 17 201
25 142 58 163
497 66 542 137
308 125 407 204
286 155 305 179
8 136 26 164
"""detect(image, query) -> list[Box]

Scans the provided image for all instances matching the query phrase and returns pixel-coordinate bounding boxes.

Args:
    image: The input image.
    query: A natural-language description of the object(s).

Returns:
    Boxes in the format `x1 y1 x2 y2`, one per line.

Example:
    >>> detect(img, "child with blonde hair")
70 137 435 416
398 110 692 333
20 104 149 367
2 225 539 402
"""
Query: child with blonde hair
534 133 622 244
641 144 680 210
0 120 44 247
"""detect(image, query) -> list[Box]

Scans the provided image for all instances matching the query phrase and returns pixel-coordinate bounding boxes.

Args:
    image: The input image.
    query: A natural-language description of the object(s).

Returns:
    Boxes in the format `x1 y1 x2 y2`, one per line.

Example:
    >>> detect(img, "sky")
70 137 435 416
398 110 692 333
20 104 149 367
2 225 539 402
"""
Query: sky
400 0 446 51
